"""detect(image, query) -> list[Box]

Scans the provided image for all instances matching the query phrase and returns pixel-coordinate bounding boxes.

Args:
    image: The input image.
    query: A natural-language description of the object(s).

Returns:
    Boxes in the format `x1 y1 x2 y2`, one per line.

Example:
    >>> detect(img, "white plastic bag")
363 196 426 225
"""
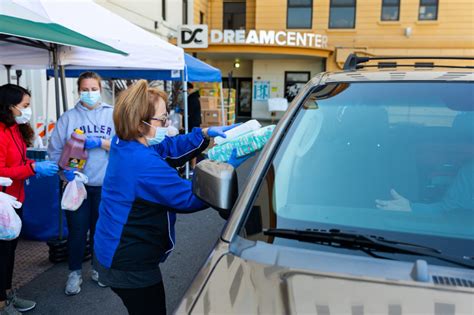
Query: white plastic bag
0 192 22 240
61 172 88 211
0 177 13 187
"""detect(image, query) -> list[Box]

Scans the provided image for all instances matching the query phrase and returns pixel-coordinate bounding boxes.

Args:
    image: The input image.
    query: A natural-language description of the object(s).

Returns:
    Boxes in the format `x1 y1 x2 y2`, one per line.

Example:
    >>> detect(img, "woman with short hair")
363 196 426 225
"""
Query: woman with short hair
94 80 245 315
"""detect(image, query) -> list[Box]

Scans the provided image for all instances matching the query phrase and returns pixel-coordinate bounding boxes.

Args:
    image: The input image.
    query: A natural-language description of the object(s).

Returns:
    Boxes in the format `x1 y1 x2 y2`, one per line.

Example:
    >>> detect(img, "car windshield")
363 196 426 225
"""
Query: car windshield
242 81 474 268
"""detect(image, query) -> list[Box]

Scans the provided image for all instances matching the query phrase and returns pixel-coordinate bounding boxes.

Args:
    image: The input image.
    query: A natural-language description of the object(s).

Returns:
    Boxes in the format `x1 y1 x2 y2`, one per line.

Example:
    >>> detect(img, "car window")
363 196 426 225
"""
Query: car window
240 82 474 268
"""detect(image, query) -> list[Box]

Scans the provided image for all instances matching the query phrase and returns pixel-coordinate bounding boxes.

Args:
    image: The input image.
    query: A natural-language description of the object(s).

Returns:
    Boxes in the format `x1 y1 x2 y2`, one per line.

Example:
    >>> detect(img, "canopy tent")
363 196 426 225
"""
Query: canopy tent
48 54 221 82
46 0 184 71
0 0 127 68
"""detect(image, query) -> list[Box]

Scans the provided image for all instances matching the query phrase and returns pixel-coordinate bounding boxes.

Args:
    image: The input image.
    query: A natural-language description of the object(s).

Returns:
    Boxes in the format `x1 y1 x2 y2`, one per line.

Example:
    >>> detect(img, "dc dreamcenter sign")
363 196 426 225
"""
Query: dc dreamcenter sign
178 25 328 49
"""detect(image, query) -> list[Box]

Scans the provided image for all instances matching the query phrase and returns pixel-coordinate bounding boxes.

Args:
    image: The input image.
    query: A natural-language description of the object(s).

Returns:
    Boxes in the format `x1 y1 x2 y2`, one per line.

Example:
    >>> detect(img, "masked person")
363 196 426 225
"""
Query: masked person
94 81 248 315
48 72 115 296
0 84 58 314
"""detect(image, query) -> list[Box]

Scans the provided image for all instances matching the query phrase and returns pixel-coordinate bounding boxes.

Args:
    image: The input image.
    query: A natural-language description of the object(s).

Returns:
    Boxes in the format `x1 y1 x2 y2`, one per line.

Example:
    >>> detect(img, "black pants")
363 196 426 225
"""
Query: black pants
111 282 166 315
0 208 21 302
0 237 18 302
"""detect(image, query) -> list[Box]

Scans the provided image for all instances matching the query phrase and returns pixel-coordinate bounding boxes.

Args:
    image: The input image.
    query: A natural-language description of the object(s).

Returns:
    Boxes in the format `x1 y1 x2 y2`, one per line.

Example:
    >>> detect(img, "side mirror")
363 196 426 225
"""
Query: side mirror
192 160 238 212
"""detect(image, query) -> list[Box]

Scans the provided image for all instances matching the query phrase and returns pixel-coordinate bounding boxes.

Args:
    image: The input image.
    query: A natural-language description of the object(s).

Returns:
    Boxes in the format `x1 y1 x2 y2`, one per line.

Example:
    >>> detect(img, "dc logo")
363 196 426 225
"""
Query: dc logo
178 25 209 48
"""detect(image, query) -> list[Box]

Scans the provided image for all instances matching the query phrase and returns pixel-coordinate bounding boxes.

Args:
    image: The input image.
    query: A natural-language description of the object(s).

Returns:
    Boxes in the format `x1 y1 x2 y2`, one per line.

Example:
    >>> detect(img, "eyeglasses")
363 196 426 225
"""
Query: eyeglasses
150 114 168 124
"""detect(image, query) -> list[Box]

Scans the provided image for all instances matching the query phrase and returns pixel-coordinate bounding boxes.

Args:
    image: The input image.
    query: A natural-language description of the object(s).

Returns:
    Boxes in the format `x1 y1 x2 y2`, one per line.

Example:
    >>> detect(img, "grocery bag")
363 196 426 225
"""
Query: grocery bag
0 192 22 240
61 172 88 211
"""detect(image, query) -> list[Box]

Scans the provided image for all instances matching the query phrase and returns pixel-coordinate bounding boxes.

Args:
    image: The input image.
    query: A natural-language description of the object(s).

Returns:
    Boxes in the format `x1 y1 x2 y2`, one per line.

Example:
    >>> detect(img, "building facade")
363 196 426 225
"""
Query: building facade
179 0 473 120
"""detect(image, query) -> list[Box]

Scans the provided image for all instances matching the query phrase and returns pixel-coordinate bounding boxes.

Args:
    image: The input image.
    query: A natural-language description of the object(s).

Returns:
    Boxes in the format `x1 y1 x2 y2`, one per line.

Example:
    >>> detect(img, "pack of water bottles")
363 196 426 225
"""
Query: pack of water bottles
207 121 275 162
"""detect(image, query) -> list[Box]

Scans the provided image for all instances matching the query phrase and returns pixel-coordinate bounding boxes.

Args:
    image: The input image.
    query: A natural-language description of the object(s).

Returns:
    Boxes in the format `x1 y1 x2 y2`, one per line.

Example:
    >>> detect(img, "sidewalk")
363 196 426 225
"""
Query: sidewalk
13 207 225 314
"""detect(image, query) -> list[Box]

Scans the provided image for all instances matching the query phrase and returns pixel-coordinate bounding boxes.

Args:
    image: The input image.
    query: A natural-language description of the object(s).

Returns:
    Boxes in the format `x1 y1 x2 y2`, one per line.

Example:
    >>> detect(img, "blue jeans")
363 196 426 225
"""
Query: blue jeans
65 185 101 271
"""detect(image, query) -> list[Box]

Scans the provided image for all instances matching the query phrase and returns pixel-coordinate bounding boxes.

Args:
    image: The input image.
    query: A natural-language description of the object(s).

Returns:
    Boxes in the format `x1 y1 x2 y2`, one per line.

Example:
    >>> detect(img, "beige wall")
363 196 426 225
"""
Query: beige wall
252 59 324 119
204 59 253 78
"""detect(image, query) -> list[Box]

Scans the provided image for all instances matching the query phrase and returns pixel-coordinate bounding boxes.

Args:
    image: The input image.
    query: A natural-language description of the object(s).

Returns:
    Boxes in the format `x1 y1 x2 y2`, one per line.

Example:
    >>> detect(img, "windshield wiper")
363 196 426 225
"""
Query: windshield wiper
263 228 474 269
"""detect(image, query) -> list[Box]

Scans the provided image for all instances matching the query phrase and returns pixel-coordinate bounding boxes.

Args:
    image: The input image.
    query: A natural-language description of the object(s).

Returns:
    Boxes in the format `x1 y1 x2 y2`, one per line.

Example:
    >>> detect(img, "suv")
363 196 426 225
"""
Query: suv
177 56 474 314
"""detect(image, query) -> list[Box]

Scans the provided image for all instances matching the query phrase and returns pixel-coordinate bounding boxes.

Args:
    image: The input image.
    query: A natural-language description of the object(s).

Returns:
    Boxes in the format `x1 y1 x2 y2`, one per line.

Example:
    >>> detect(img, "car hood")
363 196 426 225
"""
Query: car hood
187 254 473 314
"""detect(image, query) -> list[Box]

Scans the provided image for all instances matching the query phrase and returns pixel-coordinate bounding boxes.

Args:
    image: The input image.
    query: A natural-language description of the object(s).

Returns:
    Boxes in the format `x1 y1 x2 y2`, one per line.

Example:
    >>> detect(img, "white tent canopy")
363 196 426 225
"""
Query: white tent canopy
0 0 184 71
51 0 184 70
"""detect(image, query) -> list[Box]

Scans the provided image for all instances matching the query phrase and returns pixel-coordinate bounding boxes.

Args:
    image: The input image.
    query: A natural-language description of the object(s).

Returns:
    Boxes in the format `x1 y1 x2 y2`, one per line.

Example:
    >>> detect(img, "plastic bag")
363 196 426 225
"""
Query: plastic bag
0 177 13 187
208 125 276 162
61 172 88 211
0 192 22 240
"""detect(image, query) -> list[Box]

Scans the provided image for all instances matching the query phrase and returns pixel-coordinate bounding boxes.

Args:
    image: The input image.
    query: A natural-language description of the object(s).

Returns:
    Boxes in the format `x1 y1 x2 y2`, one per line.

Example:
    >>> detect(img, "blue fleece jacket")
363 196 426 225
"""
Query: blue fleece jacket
94 128 209 271
47 101 115 186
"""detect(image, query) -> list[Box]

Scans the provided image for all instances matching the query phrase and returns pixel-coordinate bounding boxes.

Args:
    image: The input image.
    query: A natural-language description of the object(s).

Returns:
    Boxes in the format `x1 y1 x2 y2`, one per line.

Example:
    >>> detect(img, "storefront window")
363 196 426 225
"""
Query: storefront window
329 0 356 29
381 0 400 21
223 1 246 30
419 0 438 20
287 0 313 29
284 72 310 103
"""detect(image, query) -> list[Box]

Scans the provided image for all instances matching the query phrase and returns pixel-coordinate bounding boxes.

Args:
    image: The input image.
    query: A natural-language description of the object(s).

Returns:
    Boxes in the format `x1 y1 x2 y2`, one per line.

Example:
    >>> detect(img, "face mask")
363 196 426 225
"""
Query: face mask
147 127 168 146
80 91 101 107
14 107 32 124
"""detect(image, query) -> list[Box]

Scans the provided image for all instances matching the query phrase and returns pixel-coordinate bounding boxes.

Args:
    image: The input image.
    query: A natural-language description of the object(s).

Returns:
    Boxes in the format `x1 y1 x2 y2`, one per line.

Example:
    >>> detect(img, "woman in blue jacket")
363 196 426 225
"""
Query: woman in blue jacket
94 81 246 315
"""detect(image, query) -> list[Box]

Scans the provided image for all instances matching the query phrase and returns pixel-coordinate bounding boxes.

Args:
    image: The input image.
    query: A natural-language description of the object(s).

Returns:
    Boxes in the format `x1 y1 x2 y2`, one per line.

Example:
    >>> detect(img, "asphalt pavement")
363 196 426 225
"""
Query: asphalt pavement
17 208 226 315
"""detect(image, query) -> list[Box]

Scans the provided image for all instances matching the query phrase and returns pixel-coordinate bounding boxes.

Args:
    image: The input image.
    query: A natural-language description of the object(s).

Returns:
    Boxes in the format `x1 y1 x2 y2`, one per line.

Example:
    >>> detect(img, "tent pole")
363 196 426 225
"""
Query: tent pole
182 70 190 179
5 65 11 84
219 82 226 126
112 80 115 104
60 65 68 112
52 45 63 240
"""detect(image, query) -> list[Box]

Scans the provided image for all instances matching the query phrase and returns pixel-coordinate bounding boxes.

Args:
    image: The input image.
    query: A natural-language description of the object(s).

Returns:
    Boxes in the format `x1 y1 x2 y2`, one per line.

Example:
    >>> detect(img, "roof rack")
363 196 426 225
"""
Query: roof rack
343 54 474 71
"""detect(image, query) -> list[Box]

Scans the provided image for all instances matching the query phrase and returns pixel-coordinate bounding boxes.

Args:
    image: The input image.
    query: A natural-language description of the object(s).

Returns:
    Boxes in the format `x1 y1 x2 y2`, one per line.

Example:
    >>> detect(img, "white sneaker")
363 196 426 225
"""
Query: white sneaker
65 271 82 296
90 269 108 288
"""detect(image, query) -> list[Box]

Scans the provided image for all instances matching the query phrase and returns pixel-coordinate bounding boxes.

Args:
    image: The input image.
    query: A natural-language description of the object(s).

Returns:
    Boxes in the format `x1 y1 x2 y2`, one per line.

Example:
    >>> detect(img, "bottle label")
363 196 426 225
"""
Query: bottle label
68 158 86 169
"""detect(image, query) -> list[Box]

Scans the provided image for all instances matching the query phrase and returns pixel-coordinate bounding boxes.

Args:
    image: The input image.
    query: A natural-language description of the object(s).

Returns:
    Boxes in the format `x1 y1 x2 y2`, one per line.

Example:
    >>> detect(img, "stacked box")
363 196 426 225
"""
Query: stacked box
201 109 227 127
200 96 218 110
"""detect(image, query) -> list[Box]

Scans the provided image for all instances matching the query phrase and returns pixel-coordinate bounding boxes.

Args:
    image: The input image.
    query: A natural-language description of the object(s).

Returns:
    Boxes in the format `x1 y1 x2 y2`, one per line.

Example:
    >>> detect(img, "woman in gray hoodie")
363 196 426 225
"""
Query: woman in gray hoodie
48 72 114 296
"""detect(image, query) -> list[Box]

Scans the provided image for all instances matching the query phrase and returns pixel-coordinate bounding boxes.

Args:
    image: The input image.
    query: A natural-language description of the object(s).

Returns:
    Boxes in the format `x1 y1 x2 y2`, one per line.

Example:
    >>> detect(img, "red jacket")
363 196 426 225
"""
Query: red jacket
0 122 35 202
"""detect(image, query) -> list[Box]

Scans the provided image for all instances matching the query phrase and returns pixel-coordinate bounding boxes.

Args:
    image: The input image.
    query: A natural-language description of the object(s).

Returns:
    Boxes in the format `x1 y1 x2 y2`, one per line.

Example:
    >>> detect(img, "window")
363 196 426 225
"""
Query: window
240 82 474 268
287 0 313 29
381 0 400 21
284 72 310 102
329 0 356 29
419 0 438 20
182 0 188 24
223 1 246 30
162 0 166 21
200 11 205 24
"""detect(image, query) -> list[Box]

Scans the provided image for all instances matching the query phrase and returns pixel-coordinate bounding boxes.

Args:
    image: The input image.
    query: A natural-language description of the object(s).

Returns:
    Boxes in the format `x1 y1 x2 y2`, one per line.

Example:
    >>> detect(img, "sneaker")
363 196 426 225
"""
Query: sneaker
0 301 22 315
6 290 35 313
65 271 83 296
90 270 108 288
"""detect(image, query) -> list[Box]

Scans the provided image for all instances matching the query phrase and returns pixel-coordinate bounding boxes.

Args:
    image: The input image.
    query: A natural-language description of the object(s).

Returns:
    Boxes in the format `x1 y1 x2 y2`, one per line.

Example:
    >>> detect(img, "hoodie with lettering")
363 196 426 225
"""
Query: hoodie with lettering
48 101 115 186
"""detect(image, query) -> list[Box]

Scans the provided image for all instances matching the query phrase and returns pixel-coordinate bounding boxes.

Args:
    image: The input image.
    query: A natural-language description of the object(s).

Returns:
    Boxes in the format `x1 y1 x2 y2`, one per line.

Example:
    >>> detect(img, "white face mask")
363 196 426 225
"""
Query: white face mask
80 91 101 107
142 121 172 146
14 106 32 124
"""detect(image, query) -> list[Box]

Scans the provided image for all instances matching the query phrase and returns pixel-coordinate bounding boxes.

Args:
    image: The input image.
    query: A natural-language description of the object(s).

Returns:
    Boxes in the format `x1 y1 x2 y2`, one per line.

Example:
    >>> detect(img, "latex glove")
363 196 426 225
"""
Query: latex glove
207 123 241 138
63 169 77 182
34 161 59 177
84 136 102 149
375 189 412 211
227 149 254 169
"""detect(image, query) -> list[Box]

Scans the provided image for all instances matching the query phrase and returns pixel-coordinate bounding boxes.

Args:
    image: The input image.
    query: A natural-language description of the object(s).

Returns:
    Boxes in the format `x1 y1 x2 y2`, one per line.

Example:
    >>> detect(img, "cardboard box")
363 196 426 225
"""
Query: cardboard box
200 96 218 110
196 82 218 89
202 109 226 124
199 88 218 97
223 89 236 98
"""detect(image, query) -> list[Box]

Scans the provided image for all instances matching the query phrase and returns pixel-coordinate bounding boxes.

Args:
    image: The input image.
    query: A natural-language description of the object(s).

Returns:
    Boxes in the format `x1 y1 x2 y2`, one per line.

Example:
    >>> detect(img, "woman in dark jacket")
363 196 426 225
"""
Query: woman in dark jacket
0 84 58 314
94 81 246 315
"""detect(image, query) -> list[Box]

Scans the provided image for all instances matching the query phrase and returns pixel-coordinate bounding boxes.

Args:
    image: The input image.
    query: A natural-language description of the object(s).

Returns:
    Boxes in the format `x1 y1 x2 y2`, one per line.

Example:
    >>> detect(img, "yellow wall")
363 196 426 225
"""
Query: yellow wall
197 0 474 69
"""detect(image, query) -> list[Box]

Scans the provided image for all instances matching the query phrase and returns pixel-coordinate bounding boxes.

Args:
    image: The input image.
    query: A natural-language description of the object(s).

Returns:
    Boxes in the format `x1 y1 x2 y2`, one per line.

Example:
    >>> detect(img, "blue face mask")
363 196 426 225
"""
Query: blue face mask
80 91 101 107
143 121 168 145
